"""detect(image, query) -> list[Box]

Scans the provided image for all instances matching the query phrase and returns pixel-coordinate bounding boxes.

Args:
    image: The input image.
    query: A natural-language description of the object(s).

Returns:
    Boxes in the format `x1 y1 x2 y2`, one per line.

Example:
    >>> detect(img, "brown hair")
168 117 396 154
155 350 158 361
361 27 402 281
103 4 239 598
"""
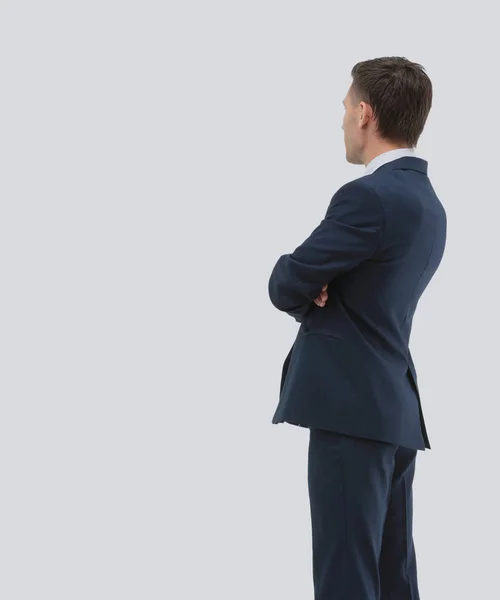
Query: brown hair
350 57 432 147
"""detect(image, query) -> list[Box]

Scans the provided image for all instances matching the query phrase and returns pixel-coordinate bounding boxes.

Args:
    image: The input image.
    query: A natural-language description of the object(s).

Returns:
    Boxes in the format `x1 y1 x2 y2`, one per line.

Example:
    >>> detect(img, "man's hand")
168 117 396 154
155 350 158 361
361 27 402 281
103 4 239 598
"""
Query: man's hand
314 284 328 307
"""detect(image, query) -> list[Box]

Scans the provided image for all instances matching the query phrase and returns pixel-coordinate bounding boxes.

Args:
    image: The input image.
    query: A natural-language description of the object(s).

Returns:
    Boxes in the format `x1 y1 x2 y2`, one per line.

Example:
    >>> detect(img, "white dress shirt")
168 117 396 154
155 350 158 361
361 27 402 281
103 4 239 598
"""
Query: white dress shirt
364 147 417 176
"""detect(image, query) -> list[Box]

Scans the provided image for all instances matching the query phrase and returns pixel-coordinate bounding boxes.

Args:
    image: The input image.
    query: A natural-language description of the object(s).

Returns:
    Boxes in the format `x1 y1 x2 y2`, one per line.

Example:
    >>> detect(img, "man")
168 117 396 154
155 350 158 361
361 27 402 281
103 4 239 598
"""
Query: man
268 57 446 600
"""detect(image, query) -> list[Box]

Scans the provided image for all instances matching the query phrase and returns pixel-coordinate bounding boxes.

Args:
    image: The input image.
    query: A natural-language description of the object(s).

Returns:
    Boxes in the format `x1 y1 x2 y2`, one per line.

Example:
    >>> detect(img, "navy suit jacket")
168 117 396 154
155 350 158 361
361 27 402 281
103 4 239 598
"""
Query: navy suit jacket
268 156 446 450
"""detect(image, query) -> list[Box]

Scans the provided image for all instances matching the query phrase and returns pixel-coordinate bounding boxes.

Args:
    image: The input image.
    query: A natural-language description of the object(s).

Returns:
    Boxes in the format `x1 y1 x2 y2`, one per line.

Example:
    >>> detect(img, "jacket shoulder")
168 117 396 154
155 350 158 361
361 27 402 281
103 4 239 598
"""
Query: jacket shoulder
334 178 378 199
328 179 384 218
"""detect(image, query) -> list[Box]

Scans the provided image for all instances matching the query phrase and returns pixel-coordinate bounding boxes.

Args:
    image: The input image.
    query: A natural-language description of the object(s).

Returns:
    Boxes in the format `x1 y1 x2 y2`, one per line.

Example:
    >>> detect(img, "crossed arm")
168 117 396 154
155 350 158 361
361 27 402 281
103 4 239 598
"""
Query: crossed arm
267 183 384 322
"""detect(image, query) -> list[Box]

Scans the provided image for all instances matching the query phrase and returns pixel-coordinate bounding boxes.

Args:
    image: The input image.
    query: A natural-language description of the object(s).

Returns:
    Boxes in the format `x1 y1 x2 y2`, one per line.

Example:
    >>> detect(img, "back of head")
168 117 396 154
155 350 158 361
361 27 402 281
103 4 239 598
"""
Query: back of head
350 57 433 148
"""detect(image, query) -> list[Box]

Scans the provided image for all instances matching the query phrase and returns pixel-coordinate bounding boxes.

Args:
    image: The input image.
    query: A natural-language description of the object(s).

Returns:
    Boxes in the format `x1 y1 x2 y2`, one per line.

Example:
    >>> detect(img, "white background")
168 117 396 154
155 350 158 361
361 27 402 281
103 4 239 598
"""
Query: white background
0 1 497 598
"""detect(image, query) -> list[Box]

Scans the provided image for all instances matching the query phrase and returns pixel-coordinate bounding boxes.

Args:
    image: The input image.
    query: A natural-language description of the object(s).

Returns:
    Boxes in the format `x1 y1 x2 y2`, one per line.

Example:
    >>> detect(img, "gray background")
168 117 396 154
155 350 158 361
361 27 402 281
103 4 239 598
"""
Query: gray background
0 1 497 598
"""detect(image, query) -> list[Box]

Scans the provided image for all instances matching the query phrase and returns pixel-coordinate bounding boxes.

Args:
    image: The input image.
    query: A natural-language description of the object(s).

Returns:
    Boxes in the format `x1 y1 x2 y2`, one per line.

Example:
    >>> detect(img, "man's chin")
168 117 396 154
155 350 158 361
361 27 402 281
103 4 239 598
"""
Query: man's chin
345 152 362 166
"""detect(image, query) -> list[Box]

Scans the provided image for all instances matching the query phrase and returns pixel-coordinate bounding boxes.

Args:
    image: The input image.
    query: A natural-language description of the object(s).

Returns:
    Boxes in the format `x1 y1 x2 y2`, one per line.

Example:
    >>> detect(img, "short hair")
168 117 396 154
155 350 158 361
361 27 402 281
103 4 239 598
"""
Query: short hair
350 57 433 147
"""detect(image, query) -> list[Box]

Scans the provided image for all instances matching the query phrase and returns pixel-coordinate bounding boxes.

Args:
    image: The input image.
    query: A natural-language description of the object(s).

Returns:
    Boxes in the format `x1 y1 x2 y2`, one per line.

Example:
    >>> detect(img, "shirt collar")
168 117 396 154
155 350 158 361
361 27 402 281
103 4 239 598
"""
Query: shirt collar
364 147 417 176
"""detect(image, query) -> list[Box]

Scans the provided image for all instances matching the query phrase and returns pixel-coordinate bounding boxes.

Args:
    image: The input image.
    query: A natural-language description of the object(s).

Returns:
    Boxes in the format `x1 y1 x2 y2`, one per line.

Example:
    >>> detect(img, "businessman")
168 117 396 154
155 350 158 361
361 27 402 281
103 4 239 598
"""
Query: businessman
268 57 447 600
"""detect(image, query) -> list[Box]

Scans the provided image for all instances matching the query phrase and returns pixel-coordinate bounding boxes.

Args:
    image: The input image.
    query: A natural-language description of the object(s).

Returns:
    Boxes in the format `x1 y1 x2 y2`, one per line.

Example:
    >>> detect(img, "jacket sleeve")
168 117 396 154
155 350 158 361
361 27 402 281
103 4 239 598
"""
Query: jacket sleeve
268 183 384 321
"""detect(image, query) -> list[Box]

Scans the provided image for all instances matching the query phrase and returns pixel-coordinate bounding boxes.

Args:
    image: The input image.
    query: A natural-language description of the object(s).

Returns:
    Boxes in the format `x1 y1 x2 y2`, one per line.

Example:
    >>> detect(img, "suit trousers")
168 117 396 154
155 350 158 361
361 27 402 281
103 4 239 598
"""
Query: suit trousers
307 428 420 600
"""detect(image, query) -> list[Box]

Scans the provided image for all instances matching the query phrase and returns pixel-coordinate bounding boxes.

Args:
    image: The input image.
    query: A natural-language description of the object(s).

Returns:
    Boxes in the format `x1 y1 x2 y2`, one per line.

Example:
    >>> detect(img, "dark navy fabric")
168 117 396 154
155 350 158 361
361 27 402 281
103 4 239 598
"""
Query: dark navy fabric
269 157 447 450
308 428 420 600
